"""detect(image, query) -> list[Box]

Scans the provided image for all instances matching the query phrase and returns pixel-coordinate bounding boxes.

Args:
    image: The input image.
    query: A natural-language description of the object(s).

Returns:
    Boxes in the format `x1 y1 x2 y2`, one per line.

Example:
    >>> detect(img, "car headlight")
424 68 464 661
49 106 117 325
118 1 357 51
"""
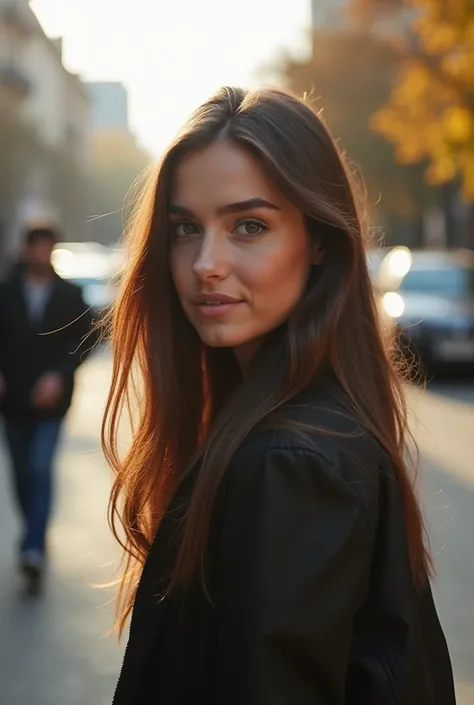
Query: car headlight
382 292 405 319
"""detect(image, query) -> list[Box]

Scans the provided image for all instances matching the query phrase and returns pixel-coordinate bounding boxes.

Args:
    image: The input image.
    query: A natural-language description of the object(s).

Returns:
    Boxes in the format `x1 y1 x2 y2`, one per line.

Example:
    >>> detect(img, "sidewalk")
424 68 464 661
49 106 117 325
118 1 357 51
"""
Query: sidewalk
0 350 123 705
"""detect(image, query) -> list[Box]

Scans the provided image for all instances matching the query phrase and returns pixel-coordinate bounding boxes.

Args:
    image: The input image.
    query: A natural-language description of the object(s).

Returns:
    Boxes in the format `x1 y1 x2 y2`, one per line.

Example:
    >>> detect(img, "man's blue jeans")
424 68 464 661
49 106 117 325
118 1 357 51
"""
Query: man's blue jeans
3 418 63 555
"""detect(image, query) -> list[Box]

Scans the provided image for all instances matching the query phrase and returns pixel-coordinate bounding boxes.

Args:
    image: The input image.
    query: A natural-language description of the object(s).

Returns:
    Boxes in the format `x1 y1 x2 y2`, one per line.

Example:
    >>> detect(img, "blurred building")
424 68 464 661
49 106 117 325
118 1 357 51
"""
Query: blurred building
24 36 90 168
311 0 412 35
0 0 33 261
86 81 129 130
84 81 150 245
0 0 90 263
311 0 347 28
0 1 31 94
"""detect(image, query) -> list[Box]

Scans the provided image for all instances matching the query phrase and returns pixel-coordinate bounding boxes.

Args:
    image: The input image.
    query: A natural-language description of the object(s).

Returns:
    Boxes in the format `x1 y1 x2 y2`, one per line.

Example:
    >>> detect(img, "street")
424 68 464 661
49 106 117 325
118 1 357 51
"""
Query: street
409 378 474 705
0 349 123 705
0 351 473 704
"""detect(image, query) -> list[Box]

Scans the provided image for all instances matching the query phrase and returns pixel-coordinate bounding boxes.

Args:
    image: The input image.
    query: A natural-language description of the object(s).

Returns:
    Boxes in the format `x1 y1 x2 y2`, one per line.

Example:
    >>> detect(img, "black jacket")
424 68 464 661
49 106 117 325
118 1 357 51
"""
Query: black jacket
112 378 456 705
0 270 94 420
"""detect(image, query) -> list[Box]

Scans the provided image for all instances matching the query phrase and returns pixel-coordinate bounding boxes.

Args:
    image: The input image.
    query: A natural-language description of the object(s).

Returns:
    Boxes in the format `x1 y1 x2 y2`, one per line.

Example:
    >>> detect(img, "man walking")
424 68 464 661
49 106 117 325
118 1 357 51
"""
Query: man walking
0 226 95 590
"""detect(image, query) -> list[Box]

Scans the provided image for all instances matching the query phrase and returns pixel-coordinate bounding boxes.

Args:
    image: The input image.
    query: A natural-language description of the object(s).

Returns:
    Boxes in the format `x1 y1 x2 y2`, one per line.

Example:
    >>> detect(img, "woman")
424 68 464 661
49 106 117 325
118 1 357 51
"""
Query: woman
105 87 455 704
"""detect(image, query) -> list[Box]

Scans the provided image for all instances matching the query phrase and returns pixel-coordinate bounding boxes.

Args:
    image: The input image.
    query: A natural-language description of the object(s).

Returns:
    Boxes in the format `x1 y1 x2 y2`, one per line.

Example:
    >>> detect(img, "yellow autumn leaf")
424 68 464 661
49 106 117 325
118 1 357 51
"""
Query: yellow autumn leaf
419 21 459 54
442 50 474 85
465 20 474 44
367 0 474 197
442 106 473 143
370 109 399 138
397 142 428 164
441 53 463 79
392 75 426 105
425 156 457 185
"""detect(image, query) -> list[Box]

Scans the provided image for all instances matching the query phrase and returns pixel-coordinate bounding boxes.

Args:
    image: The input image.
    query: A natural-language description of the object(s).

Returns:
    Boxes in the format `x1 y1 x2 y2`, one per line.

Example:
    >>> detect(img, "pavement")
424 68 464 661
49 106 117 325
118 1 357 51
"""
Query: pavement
408 379 474 705
0 350 473 704
0 349 123 705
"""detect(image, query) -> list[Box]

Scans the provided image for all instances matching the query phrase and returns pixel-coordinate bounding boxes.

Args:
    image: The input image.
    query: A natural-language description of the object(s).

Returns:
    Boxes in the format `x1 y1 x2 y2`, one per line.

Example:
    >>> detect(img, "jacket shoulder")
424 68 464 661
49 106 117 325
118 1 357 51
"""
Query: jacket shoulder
239 379 387 468
231 380 391 522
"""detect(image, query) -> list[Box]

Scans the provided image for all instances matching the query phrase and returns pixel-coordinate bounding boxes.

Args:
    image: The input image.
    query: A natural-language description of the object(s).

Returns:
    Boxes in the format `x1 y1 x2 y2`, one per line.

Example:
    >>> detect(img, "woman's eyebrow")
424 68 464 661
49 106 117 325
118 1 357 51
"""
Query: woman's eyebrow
168 197 280 218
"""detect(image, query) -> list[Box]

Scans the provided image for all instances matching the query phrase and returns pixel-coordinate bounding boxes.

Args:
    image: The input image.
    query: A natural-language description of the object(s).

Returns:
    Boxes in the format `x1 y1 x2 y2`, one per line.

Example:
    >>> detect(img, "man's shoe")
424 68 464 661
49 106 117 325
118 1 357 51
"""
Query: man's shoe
20 550 45 593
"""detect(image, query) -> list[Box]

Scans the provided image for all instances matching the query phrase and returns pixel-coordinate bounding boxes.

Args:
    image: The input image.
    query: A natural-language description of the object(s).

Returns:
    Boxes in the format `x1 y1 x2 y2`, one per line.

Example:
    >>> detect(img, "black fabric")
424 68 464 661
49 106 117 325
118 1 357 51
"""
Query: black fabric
0 270 94 420
112 378 456 705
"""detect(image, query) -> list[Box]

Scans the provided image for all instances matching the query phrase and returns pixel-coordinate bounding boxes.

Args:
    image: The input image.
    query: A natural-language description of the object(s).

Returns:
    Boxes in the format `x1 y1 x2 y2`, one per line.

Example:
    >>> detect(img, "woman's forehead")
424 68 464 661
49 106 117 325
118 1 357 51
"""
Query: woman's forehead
170 141 286 210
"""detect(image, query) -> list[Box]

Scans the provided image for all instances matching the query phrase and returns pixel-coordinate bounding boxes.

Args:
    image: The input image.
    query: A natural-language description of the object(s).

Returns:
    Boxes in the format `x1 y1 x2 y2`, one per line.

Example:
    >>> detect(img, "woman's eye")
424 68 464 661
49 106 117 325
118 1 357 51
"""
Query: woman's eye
173 222 198 237
234 219 267 237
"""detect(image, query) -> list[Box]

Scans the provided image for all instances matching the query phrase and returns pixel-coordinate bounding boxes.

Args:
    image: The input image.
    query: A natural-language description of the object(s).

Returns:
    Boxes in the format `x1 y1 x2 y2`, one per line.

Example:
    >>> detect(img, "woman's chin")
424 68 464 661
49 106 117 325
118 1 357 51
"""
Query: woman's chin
196 326 250 350
200 333 242 349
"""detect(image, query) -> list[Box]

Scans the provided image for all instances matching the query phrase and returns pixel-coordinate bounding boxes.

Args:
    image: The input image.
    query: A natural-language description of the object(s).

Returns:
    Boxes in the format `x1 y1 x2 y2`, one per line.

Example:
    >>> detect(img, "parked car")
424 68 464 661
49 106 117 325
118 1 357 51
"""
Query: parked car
51 243 118 319
377 248 474 371
63 273 117 319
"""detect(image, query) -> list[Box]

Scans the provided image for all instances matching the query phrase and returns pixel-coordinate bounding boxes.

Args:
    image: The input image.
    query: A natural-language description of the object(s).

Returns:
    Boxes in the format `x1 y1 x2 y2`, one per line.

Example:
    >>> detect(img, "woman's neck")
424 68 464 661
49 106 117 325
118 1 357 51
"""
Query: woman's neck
232 337 266 373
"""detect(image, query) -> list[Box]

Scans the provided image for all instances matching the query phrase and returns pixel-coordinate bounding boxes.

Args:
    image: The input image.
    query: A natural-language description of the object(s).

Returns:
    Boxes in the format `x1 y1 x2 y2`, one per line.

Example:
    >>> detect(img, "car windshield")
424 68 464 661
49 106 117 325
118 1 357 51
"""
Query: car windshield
401 267 474 297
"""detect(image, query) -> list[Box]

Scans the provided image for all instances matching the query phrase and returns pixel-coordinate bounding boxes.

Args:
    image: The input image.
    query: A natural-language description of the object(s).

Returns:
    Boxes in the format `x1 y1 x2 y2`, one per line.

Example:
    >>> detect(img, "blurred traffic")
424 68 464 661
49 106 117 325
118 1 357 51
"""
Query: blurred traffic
371 246 474 373
51 241 122 318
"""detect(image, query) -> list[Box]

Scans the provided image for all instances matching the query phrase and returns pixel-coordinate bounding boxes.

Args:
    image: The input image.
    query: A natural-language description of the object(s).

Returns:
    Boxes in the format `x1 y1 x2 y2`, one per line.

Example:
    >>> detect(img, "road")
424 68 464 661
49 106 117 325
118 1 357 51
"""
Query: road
0 351 473 704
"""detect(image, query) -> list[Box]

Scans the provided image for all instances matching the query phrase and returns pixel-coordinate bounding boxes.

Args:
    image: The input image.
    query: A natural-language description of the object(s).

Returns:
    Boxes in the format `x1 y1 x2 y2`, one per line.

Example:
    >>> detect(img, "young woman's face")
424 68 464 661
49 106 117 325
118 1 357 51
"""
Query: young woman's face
169 140 317 366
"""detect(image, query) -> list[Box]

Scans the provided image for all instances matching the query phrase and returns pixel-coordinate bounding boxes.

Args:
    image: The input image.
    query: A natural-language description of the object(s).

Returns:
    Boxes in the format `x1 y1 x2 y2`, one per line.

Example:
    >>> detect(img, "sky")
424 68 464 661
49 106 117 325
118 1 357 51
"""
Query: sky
31 0 311 157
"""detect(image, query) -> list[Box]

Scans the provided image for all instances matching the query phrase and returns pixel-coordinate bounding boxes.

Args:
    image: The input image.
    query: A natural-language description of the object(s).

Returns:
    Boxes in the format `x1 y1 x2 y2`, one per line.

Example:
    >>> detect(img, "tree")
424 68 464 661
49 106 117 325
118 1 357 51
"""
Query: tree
268 29 432 243
370 0 474 199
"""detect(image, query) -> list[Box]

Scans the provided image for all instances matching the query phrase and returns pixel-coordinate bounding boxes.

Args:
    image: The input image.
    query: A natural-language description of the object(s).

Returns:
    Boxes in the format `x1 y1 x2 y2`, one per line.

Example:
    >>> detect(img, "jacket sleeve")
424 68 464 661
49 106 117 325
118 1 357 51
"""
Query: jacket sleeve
54 286 96 378
215 444 377 705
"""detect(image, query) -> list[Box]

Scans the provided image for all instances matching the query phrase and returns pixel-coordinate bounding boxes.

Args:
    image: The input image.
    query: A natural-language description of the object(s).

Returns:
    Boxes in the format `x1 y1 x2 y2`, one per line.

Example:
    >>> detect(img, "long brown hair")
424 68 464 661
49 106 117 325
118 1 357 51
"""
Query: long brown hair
103 86 430 633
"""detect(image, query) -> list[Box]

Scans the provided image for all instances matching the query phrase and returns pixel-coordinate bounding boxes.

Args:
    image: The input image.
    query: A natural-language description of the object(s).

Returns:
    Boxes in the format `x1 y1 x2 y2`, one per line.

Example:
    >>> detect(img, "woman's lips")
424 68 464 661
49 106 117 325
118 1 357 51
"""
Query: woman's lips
194 301 244 317
192 293 244 318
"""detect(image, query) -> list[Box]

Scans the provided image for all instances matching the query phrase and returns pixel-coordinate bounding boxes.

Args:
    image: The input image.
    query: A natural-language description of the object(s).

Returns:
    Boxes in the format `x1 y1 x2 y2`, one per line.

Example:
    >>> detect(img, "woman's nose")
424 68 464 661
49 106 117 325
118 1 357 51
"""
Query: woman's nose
192 233 230 281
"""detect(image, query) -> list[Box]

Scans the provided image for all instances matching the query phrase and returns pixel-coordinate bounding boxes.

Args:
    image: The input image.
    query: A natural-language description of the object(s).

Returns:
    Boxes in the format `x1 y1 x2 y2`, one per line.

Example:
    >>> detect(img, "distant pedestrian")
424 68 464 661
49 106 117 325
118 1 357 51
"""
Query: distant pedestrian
105 87 456 704
0 226 94 590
